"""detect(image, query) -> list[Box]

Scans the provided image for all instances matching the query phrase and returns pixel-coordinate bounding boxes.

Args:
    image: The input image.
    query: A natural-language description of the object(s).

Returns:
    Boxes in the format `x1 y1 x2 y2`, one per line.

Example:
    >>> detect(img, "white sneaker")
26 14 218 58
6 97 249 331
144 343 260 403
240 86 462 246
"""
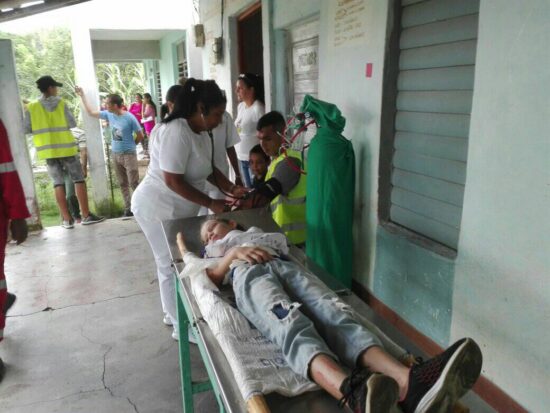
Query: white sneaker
171 327 197 344
163 314 173 326
62 220 74 229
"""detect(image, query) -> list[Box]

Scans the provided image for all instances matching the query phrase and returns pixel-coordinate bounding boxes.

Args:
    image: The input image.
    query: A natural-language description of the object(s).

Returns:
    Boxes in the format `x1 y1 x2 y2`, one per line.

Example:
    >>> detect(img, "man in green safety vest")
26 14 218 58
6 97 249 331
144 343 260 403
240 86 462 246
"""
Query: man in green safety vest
245 111 306 245
25 76 104 228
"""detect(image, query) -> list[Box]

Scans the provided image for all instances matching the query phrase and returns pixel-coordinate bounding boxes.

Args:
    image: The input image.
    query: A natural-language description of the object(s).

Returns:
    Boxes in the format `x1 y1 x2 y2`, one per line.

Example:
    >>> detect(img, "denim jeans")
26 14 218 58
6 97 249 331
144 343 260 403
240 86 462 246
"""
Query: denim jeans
232 259 382 379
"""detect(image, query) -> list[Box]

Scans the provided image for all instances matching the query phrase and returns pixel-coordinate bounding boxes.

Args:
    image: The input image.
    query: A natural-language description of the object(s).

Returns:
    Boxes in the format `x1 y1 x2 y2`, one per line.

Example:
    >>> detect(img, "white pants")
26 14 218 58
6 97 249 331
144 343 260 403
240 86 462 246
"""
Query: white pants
133 213 178 330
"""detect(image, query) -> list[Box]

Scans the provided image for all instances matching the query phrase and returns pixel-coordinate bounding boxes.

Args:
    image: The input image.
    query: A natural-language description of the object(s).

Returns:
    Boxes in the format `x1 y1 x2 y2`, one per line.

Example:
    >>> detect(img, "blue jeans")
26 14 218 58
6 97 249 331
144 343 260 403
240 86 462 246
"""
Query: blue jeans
239 160 253 188
232 259 382 379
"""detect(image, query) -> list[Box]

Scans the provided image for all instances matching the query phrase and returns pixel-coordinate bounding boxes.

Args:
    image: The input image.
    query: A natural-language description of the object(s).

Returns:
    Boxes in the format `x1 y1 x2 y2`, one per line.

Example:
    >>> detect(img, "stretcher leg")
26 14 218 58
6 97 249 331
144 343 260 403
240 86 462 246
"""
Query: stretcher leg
176 276 195 413
176 274 226 413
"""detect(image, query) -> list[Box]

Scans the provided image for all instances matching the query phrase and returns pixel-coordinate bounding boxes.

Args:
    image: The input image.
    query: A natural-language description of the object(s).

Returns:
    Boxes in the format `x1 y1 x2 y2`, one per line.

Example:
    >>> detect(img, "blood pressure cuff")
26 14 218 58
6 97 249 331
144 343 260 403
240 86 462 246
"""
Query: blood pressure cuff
255 156 302 201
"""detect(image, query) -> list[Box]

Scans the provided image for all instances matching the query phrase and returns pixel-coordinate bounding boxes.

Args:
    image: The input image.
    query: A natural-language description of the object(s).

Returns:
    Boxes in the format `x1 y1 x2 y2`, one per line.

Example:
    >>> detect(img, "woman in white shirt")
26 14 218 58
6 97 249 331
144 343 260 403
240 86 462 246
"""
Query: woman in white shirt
234 73 265 187
131 79 245 340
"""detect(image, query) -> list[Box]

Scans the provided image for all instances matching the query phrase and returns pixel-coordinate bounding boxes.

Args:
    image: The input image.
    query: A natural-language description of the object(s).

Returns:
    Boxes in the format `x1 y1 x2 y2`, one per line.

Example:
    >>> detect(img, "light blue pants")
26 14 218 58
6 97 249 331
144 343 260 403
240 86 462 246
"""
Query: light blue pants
232 259 382 379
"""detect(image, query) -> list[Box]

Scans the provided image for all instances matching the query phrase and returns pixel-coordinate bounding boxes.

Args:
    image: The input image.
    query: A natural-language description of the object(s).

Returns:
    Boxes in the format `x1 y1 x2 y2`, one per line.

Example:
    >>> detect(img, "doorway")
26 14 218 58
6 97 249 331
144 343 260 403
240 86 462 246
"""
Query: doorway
237 3 263 77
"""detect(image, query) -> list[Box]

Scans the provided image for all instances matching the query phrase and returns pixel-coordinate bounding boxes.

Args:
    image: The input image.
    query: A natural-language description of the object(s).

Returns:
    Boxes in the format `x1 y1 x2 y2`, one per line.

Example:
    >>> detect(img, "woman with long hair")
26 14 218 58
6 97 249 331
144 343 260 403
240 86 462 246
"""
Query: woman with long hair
141 93 157 158
131 79 246 341
234 73 265 187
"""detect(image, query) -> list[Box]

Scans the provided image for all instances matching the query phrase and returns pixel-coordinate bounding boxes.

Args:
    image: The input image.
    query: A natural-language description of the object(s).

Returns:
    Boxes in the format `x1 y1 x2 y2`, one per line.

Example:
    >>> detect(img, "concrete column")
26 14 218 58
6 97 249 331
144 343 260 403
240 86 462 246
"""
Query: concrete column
70 25 111 214
261 0 275 112
0 40 40 227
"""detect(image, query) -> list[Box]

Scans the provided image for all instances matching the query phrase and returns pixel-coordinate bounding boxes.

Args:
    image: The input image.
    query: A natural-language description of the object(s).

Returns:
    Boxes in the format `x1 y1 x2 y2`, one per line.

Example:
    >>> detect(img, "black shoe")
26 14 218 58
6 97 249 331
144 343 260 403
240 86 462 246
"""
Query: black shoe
81 213 106 225
339 367 399 413
399 338 483 413
123 209 134 217
4 292 16 314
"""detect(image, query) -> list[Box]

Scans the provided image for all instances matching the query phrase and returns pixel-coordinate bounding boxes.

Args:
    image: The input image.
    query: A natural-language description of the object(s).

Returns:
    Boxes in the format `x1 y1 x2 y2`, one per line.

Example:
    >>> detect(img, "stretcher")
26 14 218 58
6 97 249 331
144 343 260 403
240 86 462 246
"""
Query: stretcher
161 208 470 413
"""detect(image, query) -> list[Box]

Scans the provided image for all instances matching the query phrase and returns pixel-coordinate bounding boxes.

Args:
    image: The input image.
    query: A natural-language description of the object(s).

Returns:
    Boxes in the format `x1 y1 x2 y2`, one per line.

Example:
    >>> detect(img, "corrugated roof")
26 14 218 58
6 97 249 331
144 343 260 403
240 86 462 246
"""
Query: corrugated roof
0 0 90 22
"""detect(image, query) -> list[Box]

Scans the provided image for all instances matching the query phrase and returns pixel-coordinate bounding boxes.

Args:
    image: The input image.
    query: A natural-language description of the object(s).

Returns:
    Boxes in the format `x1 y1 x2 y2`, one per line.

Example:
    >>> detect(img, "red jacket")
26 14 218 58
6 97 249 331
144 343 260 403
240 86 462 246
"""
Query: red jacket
0 119 31 220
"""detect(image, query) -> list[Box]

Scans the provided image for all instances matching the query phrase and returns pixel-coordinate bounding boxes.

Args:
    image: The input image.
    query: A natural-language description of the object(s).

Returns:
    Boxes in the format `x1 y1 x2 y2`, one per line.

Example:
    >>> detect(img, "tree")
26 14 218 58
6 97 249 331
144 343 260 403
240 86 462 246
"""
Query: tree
1 28 80 121
96 62 146 107
0 28 146 123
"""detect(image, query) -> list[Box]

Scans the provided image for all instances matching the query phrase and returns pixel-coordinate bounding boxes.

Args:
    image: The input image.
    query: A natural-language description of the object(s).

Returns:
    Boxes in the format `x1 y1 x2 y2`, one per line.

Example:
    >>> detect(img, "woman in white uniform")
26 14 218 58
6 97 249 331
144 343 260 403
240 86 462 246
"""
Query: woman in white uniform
131 79 245 340
234 73 265 187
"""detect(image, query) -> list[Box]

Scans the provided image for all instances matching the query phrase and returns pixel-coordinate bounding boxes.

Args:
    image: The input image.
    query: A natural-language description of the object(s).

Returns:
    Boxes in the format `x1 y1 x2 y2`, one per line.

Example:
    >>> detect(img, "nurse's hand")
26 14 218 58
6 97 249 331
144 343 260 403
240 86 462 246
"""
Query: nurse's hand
209 199 229 214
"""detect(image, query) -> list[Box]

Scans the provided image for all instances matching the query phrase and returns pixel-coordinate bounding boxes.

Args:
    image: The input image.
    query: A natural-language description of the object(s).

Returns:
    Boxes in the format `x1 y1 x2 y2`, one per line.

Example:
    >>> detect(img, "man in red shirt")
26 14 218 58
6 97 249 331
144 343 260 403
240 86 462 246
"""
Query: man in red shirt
0 118 30 383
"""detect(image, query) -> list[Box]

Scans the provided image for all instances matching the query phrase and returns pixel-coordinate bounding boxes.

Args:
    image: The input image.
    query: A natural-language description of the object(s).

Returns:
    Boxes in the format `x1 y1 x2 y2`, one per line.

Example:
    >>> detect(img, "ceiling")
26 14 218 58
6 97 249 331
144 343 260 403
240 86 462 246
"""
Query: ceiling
90 29 181 41
0 0 90 23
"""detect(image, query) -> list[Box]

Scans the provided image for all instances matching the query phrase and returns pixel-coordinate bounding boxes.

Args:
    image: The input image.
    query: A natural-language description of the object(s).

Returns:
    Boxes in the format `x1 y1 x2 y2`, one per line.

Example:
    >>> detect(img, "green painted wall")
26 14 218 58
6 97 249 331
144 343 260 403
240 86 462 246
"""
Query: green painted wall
159 31 186 95
450 1 550 410
373 227 454 346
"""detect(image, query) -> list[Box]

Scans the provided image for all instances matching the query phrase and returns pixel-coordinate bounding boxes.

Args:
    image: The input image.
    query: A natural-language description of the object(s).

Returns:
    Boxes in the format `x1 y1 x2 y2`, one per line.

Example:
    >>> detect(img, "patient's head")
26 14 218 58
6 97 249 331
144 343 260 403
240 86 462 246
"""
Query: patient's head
200 218 239 244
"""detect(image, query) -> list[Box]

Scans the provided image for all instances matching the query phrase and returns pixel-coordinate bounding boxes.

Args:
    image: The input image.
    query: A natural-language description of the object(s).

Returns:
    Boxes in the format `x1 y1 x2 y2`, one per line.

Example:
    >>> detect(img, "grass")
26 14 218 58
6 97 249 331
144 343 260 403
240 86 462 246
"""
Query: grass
34 171 126 228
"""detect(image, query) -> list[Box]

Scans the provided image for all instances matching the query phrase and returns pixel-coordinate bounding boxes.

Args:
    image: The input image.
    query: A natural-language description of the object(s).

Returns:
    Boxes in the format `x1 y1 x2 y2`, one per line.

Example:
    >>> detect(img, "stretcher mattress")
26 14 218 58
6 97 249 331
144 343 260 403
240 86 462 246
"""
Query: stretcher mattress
180 252 318 401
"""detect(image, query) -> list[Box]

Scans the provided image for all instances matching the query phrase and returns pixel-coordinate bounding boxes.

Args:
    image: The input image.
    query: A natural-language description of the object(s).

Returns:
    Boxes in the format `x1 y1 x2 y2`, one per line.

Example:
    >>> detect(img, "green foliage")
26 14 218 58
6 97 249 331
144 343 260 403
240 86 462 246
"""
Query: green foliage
96 62 146 107
0 28 145 226
0 28 81 123
0 28 147 123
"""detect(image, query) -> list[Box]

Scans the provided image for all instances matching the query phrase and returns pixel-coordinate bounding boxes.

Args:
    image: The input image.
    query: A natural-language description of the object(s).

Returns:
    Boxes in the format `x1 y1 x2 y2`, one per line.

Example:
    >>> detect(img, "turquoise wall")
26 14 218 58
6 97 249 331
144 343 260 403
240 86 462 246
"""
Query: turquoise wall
159 31 186 95
373 227 454 346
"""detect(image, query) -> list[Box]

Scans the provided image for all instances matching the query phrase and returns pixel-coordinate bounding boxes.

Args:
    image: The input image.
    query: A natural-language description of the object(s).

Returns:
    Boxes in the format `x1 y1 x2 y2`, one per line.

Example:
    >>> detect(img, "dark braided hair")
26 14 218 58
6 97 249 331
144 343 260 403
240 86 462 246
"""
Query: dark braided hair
163 78 226 124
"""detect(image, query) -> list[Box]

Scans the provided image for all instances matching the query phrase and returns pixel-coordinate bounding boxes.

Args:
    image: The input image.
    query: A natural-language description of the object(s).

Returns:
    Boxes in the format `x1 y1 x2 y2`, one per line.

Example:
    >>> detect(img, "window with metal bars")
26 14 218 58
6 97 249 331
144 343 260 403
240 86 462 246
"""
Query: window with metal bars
176 40 189 79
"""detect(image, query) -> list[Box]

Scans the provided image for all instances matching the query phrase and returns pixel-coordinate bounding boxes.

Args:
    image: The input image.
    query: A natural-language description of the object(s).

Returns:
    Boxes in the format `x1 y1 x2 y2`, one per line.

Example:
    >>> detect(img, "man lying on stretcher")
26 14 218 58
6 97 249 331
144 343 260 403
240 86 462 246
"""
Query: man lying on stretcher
181 218 483 413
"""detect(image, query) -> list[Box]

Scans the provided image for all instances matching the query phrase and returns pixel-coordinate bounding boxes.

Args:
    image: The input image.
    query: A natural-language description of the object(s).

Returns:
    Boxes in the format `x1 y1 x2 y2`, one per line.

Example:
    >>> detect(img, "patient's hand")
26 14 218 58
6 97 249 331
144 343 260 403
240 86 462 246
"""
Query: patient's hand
205 247 274 287
232 246 273 265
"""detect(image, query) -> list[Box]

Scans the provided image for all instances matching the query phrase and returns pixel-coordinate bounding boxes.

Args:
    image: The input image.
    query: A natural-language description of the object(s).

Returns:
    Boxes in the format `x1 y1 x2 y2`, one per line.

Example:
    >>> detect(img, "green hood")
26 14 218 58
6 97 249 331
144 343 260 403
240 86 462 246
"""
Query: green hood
300 94 346 134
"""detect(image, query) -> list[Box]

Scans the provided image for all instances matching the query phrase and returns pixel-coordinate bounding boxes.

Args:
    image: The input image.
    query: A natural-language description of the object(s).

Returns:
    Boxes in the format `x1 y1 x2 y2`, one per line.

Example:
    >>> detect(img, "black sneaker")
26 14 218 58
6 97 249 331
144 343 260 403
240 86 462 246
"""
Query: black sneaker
339 368 399 413
399 338 483 413
4 292 16 314
81 213 106 225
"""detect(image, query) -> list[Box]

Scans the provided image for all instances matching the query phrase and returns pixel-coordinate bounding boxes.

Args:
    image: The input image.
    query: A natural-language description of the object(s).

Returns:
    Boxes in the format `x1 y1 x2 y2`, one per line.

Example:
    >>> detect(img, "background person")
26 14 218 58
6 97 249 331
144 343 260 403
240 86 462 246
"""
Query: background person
0 119 31 383
199 103 241 216
141 93 157 158
25 76 104 228
129 93 143 125
234 73 265 187
76 88 143 217
248 144 270 189
71 127 88 178
131 79 246 341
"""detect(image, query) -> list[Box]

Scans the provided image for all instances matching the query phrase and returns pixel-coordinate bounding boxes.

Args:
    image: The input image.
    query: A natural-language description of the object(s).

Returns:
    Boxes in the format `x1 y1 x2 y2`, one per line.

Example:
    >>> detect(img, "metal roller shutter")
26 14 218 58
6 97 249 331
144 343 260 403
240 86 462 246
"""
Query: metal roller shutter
389 0 480 249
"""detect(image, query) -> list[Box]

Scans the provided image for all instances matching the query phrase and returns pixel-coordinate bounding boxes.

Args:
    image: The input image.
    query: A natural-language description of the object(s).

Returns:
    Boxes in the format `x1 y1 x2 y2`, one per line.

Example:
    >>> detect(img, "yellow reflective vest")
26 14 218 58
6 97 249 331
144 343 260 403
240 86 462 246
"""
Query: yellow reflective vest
265 149 307 244
27 99 77 160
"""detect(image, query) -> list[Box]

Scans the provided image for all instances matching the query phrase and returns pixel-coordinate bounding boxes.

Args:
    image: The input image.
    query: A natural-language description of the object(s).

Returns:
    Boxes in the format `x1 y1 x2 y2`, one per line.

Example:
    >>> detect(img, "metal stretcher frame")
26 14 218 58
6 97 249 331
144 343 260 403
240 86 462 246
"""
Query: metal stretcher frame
161 209 470 413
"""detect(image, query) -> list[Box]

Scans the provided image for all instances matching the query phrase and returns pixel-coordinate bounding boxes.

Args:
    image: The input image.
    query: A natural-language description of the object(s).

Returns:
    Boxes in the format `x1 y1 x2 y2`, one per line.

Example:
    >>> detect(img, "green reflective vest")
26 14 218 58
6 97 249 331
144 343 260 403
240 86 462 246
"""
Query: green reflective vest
266 149 307 244
28 99 77 160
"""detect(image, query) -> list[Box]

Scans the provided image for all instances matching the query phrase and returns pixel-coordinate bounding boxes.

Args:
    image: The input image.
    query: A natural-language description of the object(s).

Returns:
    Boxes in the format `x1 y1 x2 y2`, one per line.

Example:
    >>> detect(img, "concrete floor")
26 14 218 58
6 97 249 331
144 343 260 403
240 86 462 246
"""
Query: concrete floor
0 218 218 413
